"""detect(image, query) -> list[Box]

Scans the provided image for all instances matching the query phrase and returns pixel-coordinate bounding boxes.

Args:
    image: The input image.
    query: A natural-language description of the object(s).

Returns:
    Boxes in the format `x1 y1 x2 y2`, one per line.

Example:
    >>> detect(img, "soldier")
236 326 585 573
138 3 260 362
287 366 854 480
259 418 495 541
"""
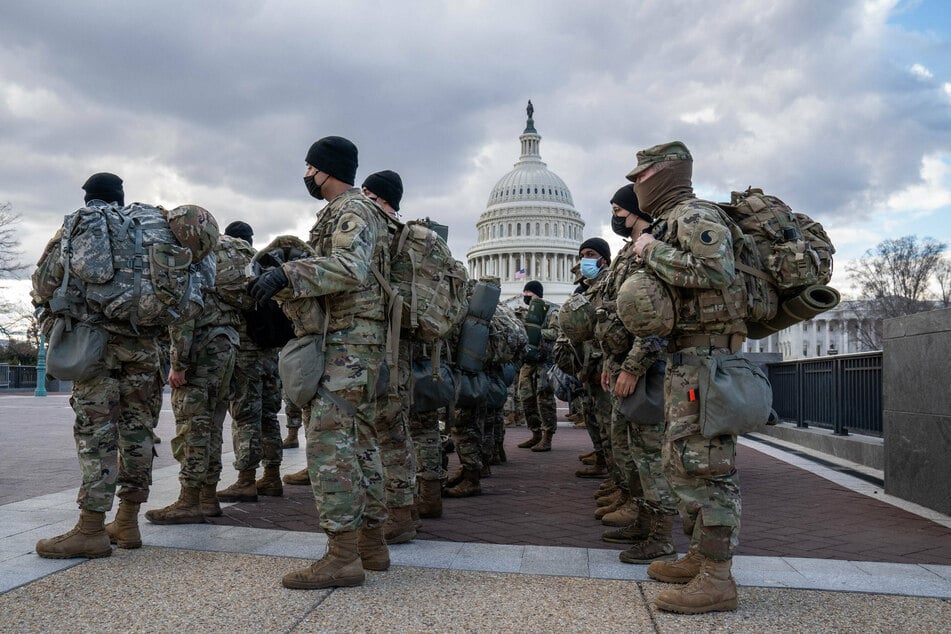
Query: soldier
282 395 303 449
217 221 285 503
572 238 613 480
146 223 242 526
594 185 680 565
249 136 391 590
515 281 559 452
360 169 418 544
629 141 747 614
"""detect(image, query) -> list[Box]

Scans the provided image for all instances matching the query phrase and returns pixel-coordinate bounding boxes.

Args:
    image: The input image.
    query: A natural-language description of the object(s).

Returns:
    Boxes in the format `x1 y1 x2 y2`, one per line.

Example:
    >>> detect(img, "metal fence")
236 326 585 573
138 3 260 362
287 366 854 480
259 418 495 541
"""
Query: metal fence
767 351 883 437
0 364 38 389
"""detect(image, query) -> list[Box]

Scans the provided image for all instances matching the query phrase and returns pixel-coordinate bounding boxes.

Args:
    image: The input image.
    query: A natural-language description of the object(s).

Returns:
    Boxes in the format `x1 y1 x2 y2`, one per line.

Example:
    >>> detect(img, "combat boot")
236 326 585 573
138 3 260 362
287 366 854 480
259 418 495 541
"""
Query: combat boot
281 530 364 589
595 480 618 498
105 500 141 549
602 507 651 544
576 452 608 478
596 488 623 508
417 479 443 518
282 427 300 449
594 491 628 520
530 431 553 452
619 511 677 563
443 468 481 498
36 509 112 559
217 469 258 502
516 430 542 448
282 467 310 486
358 524 390 571
445 466 465 488
145 486 205 525
200 484 222 517
480 464 492 478
578 450 596 464
383 505 417 544
647 547 704 584
602 500 640 527
256 465 284 497
654 557 738 614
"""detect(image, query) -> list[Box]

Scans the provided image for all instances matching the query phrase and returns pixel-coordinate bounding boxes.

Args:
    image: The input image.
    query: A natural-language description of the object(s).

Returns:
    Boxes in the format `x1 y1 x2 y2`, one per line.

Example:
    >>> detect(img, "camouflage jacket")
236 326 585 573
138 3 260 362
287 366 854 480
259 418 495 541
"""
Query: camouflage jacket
283 188 390 346
641 198 746 336
486 302 528 369
168 254 235 371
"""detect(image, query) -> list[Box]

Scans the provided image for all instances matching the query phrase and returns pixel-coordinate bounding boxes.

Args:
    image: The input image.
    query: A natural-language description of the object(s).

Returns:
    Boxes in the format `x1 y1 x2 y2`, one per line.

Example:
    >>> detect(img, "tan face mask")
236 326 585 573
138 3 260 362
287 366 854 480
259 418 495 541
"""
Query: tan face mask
634 161 694 217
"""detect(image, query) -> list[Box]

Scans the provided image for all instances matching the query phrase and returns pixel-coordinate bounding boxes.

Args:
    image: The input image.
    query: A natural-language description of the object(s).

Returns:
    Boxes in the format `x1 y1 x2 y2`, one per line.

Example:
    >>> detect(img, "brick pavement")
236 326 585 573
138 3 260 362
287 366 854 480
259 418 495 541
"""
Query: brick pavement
209 426 951 565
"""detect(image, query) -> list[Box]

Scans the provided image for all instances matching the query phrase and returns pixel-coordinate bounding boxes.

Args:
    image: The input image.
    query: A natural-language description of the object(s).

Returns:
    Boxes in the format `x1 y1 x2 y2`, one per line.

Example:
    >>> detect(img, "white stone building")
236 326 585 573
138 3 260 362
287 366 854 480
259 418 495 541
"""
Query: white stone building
741 300 879 360
466 103 584 305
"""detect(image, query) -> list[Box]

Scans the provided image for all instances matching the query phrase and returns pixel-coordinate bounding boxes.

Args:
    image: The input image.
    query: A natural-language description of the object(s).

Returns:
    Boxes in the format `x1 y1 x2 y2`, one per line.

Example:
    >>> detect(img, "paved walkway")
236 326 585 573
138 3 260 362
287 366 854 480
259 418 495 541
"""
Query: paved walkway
1 393 949 632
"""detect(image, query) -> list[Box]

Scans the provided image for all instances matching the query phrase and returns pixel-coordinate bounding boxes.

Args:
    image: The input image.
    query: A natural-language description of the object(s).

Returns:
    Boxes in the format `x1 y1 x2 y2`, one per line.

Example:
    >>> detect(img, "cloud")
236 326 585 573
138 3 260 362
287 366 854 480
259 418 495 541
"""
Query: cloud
910 63 934 80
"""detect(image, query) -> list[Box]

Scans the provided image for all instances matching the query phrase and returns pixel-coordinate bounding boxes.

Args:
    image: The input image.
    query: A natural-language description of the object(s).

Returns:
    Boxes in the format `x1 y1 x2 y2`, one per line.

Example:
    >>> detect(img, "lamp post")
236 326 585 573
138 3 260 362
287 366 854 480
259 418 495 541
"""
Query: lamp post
34 333 47 397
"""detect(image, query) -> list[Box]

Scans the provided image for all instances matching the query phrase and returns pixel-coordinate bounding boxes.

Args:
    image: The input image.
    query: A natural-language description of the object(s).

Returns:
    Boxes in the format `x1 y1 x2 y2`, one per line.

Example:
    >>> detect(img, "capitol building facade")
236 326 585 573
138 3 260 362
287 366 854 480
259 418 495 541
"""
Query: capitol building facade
466 103 584 305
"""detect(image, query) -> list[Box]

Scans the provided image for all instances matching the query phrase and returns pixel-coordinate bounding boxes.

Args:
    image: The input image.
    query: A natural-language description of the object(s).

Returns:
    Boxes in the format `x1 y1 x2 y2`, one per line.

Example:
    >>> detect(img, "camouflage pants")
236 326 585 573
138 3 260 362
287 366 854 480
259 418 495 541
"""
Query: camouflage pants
70 335 162 512
663 347 742 561
605 358 635 493
375 340 416 509
452 403 488 471
306 343 386 533
170 335 236 488
517 364 557 434
408 408 444 482
228 347 283 471
618 414 678 515
284 394 303 430
482 407 504 463
260 350 284 467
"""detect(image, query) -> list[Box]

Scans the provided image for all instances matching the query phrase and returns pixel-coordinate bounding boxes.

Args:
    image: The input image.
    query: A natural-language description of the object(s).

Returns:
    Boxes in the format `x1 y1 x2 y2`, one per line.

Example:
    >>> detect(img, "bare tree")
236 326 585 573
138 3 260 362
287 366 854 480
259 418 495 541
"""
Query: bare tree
0 202 25 276
847 235 947 348
934 257 951 308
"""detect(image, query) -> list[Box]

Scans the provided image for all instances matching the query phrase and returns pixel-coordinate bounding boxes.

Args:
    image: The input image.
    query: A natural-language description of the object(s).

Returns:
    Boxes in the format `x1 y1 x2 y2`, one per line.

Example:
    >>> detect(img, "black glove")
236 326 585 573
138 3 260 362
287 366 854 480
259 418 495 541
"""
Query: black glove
248 267 289 305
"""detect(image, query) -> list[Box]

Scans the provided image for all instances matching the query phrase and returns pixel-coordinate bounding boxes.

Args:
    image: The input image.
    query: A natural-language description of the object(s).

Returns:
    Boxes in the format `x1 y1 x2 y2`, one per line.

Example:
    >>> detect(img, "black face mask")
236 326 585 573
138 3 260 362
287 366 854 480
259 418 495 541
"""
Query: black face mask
523 295 532 306
611 213 632 237
304 174 327 200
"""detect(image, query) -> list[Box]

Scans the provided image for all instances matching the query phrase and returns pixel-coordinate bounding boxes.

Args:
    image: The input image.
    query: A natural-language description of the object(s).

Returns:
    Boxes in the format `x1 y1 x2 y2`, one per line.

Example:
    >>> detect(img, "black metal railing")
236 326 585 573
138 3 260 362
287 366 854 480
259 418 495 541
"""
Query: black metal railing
767 351 883 437
0 364 38 389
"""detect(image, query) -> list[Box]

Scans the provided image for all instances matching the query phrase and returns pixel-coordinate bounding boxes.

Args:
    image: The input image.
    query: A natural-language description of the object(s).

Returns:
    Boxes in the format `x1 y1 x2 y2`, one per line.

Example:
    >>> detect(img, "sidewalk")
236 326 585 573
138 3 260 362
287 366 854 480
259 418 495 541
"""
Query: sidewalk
1 394 949 632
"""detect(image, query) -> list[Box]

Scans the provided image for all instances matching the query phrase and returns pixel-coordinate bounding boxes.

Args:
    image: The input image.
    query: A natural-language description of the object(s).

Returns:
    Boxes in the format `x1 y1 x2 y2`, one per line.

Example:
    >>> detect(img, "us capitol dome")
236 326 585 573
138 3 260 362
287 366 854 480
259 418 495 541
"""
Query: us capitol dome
466 101 584 305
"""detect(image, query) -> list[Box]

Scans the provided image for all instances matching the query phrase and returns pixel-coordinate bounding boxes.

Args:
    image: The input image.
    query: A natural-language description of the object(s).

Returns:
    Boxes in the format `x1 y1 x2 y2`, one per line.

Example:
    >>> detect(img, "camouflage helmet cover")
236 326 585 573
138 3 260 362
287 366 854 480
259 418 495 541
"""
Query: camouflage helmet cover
616 268 676 337
166 205 220 263
558 292 595 343
626 141 692 182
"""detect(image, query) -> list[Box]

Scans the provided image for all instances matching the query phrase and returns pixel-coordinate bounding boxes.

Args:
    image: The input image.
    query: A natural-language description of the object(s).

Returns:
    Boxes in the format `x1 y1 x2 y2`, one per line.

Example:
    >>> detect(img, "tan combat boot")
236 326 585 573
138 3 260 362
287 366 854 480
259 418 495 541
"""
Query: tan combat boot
417 479 443 519
602 500 640 527
619 512 677 563
256 465 284 497
576 452 608 478
596 488 623 507
105 500 142 549
444 466 465 488
146 486 205 525
594 491 628 519
531 430 553 452
516 430 542 448
602 508 651 544
358 524 391 571
383 505 417 544
217 469 258 503
647 547 704 584
282 467 311 486
36 509 112 559
282 427 300 449
654 557 738 614
281 530 365 589
199 484 222 517
443 468 481 498
595 480 618 498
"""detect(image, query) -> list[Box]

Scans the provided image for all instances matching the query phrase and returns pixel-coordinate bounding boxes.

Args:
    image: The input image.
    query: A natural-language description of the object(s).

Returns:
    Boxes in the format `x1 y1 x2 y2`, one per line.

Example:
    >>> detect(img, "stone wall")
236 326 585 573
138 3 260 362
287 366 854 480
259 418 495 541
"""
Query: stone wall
882 307 951 515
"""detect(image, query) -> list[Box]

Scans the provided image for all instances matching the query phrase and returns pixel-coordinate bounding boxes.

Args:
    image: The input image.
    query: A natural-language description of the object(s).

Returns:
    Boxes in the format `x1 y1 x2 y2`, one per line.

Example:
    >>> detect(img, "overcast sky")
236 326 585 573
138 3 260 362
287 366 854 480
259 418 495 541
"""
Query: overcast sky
2 0 950 320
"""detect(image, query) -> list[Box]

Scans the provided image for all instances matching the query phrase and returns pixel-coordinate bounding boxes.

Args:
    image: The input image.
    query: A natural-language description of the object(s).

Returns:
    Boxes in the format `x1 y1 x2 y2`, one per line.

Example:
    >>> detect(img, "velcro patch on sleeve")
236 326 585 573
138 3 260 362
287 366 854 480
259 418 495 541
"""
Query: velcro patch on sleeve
332 212 367 250
686 218 727 258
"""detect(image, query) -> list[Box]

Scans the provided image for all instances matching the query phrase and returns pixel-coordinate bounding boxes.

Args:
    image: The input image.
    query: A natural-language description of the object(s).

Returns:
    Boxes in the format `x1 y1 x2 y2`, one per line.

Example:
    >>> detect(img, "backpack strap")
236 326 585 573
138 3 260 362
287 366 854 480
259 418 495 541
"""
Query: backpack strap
371 263 402 390
128 217 145 334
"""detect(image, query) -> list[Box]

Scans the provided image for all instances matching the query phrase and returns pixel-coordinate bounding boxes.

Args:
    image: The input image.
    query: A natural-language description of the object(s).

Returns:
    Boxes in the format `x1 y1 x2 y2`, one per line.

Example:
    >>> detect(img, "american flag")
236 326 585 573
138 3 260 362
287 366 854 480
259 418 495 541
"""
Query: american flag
514 268 526 279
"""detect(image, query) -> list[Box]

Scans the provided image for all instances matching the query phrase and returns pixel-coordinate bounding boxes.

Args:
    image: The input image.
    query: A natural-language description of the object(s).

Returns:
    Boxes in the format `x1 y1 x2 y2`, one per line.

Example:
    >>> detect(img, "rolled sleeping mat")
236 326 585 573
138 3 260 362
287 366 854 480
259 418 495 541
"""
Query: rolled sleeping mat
747 284 841 339
456 319 490 374
468 281 501 322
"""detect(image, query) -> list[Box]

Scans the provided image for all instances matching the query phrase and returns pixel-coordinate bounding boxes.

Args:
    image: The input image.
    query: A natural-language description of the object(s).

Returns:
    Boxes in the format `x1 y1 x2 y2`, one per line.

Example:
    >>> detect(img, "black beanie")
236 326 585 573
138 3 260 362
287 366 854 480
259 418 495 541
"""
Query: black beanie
523 280 544 297
579 237 611 264
305 136 358 185
225 220 254 245
362 170 403 211
610 184 651 222
82 172 124 206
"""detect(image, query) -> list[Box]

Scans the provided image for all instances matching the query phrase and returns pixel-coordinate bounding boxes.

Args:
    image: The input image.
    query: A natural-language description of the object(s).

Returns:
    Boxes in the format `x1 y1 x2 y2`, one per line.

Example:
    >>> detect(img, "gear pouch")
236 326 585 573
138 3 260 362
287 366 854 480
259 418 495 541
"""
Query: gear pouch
46 317 108 381
697 354 772 438
279 334 325 409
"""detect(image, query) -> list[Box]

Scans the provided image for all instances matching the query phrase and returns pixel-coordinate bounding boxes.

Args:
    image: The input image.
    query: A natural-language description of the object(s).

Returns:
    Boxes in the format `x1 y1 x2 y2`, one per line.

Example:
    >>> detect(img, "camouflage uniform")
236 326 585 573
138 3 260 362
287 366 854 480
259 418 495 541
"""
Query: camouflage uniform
280 188 390 533
284 394 303 430
407 338 448 483
168 252 239 489
259 350 284 468
517 301 560 435
375 337 417 509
